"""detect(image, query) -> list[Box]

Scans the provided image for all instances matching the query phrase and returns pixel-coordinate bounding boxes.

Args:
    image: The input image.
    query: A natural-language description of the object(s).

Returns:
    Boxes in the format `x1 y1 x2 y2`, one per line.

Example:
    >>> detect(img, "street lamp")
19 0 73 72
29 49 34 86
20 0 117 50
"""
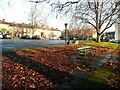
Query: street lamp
64 23 70 45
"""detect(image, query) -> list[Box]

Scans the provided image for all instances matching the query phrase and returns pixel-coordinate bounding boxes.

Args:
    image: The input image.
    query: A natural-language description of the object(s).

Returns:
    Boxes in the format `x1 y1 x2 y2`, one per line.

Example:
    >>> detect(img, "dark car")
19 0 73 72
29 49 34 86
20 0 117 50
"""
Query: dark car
31 35 40 39
3 34 11 39
20 35 30 39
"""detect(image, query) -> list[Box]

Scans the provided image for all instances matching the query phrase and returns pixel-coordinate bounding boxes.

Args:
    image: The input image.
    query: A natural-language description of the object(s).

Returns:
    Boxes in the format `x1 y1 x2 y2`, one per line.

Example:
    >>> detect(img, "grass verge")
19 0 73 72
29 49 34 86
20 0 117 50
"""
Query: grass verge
83 41 119 49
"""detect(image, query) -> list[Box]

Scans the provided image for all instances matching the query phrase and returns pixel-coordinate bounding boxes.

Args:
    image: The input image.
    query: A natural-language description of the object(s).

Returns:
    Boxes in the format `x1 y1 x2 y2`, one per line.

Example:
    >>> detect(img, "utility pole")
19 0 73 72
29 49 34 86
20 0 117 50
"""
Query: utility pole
64 23 70 45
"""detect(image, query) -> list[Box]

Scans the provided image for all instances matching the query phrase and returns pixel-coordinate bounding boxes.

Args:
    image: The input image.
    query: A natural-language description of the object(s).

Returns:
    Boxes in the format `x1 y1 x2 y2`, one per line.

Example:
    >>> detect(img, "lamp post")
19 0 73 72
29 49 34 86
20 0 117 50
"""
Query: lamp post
64 23 69 45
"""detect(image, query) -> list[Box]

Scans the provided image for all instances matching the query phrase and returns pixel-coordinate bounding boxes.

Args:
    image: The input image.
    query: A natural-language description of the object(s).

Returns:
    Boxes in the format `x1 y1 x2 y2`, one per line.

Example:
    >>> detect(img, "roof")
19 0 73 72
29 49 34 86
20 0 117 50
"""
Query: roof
0 20 61 32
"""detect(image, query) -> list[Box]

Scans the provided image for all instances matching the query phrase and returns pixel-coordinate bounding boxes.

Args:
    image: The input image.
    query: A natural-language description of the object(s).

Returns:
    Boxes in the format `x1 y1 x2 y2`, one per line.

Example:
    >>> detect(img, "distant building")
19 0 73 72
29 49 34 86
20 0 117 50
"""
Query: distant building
0 19 62 39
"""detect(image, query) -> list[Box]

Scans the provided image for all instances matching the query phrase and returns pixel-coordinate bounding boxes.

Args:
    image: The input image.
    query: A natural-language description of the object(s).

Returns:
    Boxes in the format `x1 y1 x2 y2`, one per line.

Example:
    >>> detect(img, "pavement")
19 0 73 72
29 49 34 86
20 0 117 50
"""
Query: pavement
57 54 118 89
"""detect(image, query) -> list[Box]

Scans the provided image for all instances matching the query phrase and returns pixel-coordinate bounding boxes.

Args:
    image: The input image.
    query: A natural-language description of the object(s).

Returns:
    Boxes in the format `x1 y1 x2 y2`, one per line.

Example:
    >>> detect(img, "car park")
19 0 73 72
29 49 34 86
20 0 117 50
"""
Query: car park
31 35 40 39
3 34 11 39
20 35 30 39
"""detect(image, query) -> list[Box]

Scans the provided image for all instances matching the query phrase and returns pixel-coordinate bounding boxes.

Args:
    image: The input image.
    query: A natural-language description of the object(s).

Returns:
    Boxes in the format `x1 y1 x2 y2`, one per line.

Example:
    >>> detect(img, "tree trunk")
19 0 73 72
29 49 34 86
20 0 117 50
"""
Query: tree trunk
87 36 89 40
97 34 102 43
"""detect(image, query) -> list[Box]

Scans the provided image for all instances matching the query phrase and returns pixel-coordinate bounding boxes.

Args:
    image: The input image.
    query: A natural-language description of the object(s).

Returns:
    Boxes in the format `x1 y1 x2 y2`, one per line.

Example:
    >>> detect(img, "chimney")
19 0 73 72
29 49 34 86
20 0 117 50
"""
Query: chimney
3 19 5 22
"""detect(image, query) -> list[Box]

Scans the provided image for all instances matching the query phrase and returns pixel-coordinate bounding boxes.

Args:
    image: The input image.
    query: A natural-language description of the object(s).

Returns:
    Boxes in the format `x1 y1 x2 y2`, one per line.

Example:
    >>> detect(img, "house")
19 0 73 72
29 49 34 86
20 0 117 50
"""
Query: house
0 19 62 39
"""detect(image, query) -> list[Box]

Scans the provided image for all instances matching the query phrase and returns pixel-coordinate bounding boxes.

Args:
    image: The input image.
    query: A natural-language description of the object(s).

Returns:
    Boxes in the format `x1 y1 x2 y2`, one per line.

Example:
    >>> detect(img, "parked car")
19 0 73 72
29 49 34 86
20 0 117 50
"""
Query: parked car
109 39 115 42
20 35 30 39
110 40 120 43
31 35 40 39
3 34 11 39
0 34 3 39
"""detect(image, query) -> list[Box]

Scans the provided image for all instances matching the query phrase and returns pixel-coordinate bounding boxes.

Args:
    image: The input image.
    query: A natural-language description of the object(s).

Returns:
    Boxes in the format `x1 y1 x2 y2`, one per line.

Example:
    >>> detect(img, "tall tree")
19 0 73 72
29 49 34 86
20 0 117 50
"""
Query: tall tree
32 0 120 42
28 3 47 35
51 0 120 42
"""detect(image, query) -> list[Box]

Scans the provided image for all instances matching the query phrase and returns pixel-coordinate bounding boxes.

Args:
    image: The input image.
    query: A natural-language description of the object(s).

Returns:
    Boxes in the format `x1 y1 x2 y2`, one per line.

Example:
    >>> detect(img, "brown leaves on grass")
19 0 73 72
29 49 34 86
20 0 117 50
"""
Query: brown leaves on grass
2 45 119 89
2 57 54 89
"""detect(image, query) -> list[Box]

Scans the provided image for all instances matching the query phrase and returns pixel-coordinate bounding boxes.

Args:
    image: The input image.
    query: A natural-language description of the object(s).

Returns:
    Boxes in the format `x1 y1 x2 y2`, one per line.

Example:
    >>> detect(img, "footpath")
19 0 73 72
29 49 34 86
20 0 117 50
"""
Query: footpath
58 54 118 89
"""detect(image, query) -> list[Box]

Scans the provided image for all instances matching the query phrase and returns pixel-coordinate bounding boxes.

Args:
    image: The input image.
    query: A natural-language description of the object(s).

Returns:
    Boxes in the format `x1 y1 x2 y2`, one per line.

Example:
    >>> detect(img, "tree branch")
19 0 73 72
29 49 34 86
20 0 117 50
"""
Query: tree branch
101 17 118 35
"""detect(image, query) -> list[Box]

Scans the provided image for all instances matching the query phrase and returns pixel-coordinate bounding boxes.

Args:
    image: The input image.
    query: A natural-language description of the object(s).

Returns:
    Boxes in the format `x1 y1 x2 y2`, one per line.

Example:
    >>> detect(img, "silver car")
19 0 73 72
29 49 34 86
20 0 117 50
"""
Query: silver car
0 34 3 39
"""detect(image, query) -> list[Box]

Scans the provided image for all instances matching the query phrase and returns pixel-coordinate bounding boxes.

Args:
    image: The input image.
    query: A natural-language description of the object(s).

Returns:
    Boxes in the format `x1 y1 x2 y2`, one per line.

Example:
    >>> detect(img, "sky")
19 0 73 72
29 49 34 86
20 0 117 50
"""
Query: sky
0 0 116 31
0 0 68 30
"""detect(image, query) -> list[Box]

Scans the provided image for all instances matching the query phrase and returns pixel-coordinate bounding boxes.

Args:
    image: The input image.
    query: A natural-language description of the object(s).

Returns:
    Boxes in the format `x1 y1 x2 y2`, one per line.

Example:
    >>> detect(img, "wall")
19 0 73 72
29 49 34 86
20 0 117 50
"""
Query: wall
115 22 120 40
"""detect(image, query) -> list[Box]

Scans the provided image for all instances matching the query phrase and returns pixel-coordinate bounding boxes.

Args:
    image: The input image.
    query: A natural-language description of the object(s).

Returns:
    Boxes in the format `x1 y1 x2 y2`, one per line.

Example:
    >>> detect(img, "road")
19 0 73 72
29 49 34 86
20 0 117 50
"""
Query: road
0 39 72 52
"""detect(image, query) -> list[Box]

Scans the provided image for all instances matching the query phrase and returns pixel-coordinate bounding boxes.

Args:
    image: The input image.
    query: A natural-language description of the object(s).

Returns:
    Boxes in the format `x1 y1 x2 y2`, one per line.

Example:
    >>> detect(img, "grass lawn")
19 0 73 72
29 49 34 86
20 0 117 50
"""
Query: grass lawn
83 41 119 49
89 67 115 83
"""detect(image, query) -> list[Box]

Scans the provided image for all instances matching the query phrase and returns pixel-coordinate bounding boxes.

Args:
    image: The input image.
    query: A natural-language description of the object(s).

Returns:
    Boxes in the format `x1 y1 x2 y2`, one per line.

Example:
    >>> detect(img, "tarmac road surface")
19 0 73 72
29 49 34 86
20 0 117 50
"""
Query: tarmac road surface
0 39 72 52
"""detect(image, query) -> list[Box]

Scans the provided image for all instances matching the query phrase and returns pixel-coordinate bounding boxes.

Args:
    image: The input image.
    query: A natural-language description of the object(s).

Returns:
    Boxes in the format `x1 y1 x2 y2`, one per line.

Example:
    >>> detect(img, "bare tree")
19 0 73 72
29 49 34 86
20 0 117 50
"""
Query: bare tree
29 0 120 42
31 0 119 42
28 3 46 35
49 0 119 42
